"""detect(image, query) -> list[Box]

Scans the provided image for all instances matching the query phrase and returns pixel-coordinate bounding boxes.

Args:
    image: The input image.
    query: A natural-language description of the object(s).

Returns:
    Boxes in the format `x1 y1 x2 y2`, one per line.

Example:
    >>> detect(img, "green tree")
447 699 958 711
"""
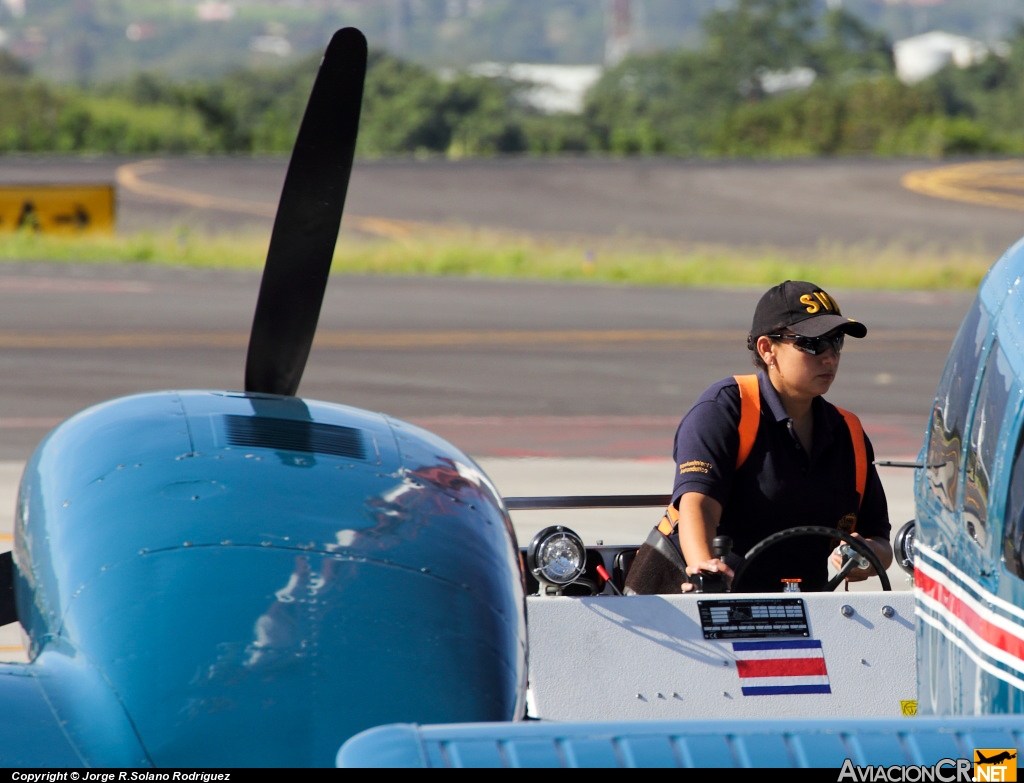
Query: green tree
358 52 451 154
583 49 741 154
703 0 817 95
0 79 65 152
440 74 527 156
583 0 844 155
927 26 1024 144
814 7 894 79
358 52 526 156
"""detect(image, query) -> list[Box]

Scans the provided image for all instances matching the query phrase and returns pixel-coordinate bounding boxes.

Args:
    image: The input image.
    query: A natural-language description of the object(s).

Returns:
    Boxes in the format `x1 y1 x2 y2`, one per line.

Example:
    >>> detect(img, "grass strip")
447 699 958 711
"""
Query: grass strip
0 226 997 290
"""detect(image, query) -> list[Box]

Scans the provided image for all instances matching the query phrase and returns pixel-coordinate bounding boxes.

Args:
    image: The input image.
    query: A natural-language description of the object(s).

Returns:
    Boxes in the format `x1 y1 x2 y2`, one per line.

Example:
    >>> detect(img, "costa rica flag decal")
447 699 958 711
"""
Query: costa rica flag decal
732 639 831 695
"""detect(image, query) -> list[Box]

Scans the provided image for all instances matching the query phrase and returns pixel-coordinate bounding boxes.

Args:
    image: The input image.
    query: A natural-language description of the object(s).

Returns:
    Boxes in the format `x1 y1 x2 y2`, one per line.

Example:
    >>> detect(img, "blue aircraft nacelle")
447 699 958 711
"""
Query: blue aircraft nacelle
6 390 527 767
915 236 1024 715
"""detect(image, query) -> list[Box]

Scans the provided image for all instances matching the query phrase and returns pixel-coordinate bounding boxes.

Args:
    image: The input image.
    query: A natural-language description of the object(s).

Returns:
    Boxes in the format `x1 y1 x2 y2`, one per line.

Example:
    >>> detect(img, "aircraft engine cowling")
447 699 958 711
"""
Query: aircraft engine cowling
13 390 527 767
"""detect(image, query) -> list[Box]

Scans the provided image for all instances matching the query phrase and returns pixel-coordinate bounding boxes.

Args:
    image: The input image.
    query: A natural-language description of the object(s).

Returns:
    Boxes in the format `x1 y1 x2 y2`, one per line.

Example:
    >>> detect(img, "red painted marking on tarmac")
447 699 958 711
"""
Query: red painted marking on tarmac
408 414 924 460
0 277 152 293
0 418 63 428
409 415 678 459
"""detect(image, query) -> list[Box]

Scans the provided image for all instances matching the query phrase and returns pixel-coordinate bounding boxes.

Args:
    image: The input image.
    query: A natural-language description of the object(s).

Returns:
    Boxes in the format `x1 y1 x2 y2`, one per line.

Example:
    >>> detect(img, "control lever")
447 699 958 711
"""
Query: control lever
689 535 733 593
839 544 870 571
596 564 622 596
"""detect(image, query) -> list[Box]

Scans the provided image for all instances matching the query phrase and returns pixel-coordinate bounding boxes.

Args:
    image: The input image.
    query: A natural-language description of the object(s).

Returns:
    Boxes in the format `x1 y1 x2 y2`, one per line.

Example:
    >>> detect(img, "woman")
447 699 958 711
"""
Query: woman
625 280 892 594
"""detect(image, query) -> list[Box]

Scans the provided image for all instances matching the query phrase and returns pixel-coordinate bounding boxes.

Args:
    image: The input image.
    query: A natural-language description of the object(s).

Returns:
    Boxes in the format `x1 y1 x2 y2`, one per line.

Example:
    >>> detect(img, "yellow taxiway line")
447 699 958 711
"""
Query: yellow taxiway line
0 328 955 350
116 160 421 238
903 159 1024 211
120 157 1024 231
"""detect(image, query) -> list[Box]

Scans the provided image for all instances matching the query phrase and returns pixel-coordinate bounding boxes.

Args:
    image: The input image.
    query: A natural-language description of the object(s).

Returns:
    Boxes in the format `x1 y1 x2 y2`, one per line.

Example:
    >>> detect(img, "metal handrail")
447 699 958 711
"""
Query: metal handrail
504 494 671 510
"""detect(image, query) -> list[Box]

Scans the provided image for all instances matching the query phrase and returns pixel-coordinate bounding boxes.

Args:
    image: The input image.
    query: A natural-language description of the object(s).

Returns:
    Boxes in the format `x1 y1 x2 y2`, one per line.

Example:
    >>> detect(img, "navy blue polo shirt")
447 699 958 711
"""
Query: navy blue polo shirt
671 371 889 592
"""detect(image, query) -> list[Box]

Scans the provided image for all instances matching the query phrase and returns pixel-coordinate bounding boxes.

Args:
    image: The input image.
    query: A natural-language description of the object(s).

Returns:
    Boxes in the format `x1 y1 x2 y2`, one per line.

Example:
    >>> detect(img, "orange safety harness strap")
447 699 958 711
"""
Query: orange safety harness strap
657 504 679 536
834 405 867 517
659 374 868 536
733 373 761 470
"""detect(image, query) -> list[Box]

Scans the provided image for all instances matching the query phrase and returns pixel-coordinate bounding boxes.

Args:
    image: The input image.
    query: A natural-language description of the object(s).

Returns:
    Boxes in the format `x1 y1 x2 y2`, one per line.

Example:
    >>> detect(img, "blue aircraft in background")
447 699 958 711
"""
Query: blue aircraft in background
2 26 1024 768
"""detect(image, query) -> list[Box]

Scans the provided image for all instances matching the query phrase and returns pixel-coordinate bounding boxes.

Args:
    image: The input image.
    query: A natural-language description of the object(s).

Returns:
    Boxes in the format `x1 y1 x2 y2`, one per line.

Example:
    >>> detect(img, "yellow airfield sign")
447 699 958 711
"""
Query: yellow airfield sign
0 184 115 234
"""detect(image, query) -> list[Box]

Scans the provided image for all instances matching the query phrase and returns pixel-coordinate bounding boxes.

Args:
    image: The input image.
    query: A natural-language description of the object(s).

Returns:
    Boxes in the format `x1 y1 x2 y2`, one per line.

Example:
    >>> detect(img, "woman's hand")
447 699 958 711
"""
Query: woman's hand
680 558 735 592
676 493 728 592
830 532 891 582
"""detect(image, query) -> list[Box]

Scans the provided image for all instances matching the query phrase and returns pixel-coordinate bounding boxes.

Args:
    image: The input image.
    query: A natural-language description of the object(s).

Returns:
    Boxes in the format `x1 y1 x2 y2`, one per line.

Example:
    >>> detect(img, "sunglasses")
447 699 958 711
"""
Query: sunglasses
766 333 844 355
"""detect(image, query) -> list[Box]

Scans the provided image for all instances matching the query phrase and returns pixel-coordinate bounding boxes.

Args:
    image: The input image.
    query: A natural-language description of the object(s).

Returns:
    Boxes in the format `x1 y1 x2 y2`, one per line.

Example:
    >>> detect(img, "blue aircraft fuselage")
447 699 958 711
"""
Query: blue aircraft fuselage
915 236 1024 716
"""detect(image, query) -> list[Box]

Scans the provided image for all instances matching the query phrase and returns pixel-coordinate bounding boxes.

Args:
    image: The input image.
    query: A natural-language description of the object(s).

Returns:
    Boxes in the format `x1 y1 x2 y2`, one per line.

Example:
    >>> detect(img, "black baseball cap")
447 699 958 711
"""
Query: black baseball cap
747 281 867 350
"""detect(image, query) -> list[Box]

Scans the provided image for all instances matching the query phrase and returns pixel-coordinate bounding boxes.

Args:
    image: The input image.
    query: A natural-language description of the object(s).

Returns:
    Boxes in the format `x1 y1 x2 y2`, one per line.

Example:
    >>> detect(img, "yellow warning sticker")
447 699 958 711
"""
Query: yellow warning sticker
0 185 115 234
900 700 917 716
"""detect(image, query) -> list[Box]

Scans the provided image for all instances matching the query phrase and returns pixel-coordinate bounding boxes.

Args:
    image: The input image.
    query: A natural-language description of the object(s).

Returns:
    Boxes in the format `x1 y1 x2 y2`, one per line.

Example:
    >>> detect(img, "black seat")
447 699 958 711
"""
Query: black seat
613 548 639 591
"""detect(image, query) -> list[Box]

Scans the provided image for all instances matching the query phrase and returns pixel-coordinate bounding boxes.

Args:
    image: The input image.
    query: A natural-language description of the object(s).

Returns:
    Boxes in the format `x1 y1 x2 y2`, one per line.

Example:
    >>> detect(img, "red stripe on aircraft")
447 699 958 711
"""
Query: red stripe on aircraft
917 567 1024 662
735 658 828 678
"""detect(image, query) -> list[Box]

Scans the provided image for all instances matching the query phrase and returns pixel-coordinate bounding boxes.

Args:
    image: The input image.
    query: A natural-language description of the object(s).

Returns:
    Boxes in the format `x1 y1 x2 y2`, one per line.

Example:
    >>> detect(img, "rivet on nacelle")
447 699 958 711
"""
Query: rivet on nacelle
841 604 855 617
881 605 895 618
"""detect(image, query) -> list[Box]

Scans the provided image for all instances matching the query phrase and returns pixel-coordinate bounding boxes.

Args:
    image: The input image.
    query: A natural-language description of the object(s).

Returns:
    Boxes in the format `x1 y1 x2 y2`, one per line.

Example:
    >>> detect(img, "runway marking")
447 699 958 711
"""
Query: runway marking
120 158 1024 232
0 276 152 293
117 160 276 217
116 160 421 238
0 331 249 348
0 328 956 350
0 418 62 428
902 160 1024 211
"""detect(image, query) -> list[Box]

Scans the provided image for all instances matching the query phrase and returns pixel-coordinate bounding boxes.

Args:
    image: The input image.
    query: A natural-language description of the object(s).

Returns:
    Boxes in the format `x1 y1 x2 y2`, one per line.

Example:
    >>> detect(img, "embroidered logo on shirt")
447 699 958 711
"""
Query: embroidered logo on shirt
679 460 712 475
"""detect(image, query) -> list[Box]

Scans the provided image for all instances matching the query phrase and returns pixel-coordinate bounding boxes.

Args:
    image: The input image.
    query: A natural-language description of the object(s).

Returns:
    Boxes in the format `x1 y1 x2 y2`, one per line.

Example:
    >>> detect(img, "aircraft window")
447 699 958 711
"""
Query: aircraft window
926 300 988 513
1004 423 1024 579
963 342 1011 547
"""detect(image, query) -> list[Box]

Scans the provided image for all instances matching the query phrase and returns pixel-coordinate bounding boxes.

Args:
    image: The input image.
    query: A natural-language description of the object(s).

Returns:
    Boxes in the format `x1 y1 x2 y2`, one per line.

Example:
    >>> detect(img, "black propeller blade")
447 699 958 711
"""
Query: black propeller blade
245 27 367 396
0 552 15 627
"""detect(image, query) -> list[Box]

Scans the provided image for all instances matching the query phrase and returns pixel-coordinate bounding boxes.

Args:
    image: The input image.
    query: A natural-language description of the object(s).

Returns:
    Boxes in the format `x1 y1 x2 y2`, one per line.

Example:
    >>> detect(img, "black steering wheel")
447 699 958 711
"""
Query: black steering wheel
729 525 891 592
